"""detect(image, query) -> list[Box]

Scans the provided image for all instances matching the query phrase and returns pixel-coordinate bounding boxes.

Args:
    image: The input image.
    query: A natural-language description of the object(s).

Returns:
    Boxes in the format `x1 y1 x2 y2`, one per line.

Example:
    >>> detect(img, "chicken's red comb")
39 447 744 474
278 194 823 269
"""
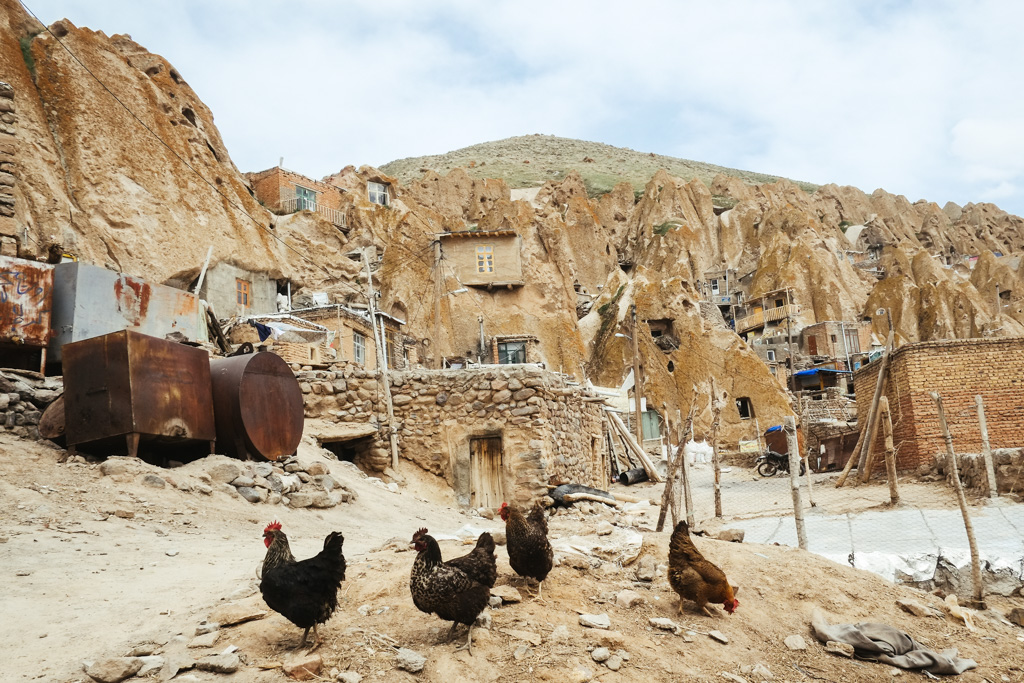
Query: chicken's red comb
412 527 428 542
500 502 509 510
264 521 282 533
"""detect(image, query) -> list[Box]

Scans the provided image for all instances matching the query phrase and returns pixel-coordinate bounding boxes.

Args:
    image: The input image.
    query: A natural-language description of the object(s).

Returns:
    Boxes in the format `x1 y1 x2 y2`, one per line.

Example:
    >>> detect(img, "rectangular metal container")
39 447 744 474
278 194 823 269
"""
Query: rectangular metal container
0 255 54 372
49 262 207 364
63 330 216 457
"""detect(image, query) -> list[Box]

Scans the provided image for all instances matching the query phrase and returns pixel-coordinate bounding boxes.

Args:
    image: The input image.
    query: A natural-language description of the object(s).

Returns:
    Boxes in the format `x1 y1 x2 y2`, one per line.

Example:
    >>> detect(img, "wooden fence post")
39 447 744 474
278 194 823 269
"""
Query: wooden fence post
710 379 723 518
880 396 900 505
837 329 894 487
785 416 807 550
975 395 998 499
931 392 986 609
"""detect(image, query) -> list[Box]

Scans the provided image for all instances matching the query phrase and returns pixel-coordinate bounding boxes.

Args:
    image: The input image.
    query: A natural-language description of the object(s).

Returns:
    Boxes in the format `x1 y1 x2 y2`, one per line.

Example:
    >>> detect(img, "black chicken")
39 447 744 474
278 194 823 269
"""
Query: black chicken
500 502 553 600
260 521 346 649
409 528 496 655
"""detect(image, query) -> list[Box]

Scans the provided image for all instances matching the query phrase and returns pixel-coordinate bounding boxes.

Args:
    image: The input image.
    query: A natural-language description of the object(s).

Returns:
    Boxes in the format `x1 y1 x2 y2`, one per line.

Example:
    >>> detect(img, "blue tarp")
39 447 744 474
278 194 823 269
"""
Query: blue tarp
794 367 853 377
765 425 782 434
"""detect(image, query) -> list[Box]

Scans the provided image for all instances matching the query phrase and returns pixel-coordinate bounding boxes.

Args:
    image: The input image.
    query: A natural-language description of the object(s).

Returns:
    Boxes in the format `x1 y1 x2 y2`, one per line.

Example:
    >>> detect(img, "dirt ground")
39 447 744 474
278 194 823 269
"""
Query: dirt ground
3 431 1023 683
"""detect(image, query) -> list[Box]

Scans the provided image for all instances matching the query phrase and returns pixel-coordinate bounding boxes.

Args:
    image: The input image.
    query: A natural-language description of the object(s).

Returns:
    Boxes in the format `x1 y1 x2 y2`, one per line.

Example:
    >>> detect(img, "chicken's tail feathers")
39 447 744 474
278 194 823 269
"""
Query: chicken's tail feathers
322 531 347 582
324 530 346 550
475 531 496 555
669 520 701 561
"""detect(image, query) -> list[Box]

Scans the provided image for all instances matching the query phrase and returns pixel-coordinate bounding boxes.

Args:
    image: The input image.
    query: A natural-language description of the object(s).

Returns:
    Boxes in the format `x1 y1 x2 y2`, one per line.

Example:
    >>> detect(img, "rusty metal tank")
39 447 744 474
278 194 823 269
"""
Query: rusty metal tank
63 330 216 457
209 351 303 461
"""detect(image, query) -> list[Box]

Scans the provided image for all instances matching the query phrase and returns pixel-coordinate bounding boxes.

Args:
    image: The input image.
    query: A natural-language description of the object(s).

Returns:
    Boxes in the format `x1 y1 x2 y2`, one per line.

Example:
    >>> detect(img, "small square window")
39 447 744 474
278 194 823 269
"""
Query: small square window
476 245 494 273
236 279 250 307
497 341 526 364
736 397 754 419
368 181 389 206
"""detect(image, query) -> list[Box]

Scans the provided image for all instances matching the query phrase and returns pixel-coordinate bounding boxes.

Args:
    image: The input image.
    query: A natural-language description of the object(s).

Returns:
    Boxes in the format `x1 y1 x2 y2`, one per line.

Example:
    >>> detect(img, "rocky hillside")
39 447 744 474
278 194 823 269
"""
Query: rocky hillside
381 134 819 199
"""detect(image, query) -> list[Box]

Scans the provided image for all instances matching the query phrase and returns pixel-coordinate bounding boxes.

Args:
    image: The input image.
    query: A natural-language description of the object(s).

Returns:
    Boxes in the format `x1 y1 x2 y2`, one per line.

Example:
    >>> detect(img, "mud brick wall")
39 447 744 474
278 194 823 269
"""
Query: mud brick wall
300 364 608 506
941 448 1024 496
853 338 1024 470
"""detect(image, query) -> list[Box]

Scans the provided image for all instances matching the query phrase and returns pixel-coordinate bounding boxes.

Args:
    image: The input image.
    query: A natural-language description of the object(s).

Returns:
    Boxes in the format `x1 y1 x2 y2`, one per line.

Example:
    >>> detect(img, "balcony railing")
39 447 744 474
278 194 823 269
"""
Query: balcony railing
277 197 347 231
736 303 799 333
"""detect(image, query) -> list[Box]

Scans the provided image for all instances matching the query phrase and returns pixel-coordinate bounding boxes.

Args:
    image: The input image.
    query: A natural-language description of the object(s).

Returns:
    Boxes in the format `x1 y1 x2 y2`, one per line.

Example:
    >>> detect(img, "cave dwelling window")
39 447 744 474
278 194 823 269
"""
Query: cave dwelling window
710 279 720 295
497 340 526 364
736 397 754 420
353 331 366 365
766 349 776 362
844 328 861 353
295 184 317 211
368 181 389 206
476 244 494 274
236 279 250 308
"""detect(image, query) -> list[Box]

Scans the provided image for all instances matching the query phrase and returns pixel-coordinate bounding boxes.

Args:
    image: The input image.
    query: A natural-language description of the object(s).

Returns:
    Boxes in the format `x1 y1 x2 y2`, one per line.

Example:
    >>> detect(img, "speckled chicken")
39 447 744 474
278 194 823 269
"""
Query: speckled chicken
500 502 554 599
409 528 496 655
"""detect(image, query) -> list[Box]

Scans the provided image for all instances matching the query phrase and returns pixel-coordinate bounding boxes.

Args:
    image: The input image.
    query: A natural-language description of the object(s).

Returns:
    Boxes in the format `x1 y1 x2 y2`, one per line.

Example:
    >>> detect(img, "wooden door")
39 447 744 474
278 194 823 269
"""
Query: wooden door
807 335 817 355
470 436 503 508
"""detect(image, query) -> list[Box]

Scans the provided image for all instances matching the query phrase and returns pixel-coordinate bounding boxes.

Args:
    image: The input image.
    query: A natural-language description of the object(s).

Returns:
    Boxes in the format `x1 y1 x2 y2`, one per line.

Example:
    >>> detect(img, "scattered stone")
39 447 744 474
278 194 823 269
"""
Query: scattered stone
491 585 522 603
113 508 135 519
124 643 158 657
825 640 854 658
615 649 630 662
141 474 166 488
165 549 179 557
502 629 542 646
206 462 242 484
230 475 255 488
207 603 267 627
720 673 748 683
288 491 314 508
283 652 323 680
395 648 426 673
1007 607 1024 627
136 656 164 677
596 521 614 536
579 613 610 629
478 507 494 520
649 617 680 632
897 598 934 618
711 528 745 543
635 556 657 582
708 630 729 644
615 589 642 608
253 462 273 478
188 632 219 648
195 622 219 636
513 644 530 661
547 625 570 643
195 484 213 496
195 652 240 674
488 595 502 608
83 657 143 682
591 647 610 662
605 654 622 671
337 673 363 683
749 663 774 680
784 634 807 651
306 462 329 476
99 460 130 476
474 608 491 629
585 630 625 648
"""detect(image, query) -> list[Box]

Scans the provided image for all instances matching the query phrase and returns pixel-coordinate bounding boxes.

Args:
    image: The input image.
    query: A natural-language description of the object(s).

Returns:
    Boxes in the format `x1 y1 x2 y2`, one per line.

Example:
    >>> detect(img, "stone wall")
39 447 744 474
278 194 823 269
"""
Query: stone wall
300 363 608 507
0 370 61 439
0 81 16 255
935 448 1024 498
853 338 1024 470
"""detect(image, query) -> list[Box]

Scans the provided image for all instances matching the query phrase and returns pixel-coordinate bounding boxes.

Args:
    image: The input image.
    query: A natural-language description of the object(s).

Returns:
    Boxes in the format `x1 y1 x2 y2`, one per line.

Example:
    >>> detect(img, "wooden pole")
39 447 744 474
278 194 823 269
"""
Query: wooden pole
659 397 696 530
679 410 696 528
432 240 442 369
785 416 808 550
975 395 998 499
363 252 399 470
880 396 900 505
656 424 679 533
837 328 894 487
709 379 723 518
857 328 896 483
931 392 986 609
630 304 644 446
608 412 662 482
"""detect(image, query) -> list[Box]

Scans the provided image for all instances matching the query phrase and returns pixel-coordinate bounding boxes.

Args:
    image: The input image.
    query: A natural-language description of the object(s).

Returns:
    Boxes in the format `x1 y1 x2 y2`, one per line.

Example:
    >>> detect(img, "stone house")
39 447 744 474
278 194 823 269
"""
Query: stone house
290 304 413 371
246 166 348 229
800 320 873 368
852 338 1024 470
300 364 609 508
440 229 524 289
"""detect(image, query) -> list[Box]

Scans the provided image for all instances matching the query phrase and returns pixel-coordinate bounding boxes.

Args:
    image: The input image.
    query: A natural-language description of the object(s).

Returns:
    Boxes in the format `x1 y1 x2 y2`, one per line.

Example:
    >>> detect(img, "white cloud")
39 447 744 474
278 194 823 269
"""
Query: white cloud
22 0 1024 215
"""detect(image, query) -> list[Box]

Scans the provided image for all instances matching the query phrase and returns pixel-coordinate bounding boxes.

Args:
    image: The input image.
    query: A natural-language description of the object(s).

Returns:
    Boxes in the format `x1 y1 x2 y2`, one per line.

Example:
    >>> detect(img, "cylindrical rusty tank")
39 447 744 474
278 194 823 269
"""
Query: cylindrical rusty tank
209 351 303 460
618 467 649 485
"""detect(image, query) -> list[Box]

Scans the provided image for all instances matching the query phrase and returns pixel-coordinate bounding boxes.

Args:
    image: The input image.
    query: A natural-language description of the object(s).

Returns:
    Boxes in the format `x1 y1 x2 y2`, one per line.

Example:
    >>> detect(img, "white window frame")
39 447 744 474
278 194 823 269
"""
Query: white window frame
711 279 720 295
368 181 389 206
353 331 366 365
766 349 776 362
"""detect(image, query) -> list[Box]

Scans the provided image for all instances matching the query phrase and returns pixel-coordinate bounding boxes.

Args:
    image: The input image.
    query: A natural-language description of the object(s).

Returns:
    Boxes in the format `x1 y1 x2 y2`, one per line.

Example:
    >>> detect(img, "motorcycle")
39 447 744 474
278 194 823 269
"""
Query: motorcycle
755 449 806 477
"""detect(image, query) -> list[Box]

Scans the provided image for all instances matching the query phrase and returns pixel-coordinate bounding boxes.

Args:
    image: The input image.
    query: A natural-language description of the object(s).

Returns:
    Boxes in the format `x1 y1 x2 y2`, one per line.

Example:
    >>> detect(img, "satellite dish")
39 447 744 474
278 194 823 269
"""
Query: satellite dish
875 308 886 316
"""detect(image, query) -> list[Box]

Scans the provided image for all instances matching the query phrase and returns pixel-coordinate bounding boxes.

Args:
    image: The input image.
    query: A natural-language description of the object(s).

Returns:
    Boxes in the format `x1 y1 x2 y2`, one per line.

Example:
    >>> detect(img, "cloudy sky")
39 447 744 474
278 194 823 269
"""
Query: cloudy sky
24 0 1024 215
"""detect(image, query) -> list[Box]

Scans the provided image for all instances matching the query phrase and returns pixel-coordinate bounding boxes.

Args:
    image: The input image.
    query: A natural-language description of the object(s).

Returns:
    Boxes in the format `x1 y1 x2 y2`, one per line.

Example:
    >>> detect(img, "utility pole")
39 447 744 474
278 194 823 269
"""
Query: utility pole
631 304 644 445
363 251 399 470
786 297 795 392
432 240 442 369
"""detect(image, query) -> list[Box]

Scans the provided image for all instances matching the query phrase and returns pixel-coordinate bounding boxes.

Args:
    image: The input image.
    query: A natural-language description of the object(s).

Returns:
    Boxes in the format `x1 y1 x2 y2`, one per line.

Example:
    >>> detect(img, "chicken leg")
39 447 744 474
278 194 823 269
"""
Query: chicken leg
454 625 474 656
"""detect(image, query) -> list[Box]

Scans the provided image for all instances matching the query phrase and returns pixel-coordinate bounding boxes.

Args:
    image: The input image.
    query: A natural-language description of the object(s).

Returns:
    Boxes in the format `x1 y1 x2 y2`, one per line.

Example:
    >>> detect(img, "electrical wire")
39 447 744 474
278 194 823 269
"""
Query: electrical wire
18 0 366 299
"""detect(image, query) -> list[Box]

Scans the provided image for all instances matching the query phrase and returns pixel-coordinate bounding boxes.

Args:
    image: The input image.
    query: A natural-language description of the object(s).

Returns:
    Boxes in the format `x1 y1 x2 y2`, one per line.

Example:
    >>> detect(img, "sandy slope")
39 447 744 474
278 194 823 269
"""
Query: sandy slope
2 431 1022 682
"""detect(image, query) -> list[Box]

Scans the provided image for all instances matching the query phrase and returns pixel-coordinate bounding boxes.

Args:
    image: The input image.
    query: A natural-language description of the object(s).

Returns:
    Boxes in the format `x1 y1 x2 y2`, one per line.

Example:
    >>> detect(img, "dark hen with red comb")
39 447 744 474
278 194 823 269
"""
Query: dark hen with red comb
409 528 496 655
260 521 346 649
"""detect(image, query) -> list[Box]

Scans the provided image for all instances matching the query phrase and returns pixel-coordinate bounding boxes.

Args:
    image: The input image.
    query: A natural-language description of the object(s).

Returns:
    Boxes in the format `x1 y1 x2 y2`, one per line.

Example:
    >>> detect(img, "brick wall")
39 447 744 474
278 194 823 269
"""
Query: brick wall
853 338 1024 470
247 167 345 211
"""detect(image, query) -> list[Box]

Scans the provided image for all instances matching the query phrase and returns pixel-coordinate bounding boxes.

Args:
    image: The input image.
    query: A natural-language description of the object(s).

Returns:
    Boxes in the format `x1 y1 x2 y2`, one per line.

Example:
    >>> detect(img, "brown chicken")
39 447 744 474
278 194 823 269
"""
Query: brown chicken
260 521 347 649
668 521 739 617
499 502 553 599
409 528 496 655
